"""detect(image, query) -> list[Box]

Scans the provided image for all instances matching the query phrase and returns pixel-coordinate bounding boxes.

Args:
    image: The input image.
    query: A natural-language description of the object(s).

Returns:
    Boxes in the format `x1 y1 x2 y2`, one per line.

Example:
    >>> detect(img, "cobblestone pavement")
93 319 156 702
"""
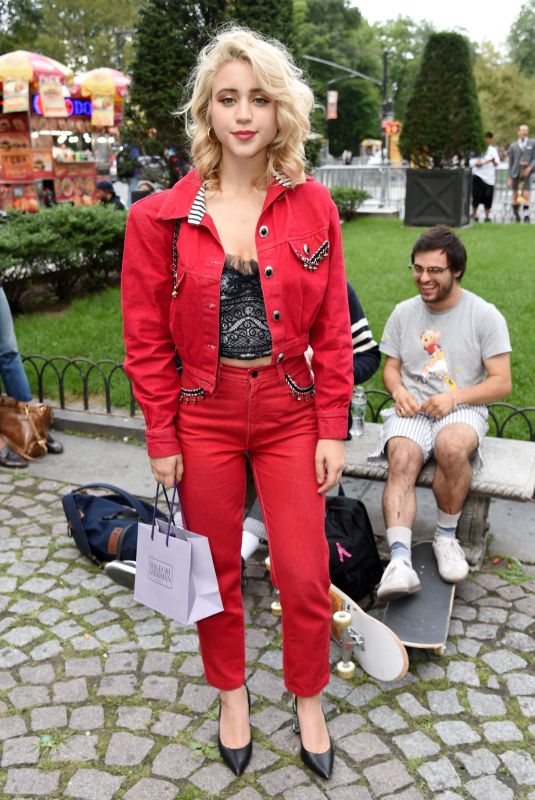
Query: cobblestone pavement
0 470 534 800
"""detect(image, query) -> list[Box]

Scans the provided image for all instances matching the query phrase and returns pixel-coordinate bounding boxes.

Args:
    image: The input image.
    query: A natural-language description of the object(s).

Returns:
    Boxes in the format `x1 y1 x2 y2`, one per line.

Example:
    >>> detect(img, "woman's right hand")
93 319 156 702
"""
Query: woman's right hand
149 454 184 488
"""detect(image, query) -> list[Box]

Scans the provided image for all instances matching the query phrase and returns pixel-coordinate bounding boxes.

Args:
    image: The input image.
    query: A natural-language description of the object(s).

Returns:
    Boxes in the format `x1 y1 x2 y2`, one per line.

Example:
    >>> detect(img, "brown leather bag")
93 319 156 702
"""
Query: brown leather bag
0 396 51 459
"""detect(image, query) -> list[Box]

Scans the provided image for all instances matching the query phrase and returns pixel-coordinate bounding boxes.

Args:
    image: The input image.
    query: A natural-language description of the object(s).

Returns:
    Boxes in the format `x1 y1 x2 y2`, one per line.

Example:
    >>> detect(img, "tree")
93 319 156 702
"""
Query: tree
508 0 535 77
400 32 484 168
127 0 227 158
34 0 143 71
294 0 382 156
228 0 296 53
0 0 43 54
475 43 535 145
327 79 380 157
371 16 433 123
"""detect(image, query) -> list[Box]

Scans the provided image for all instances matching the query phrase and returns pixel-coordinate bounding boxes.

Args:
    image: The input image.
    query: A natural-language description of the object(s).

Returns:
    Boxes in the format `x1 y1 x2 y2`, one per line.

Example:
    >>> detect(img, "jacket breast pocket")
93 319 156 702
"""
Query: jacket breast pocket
289 232 330 272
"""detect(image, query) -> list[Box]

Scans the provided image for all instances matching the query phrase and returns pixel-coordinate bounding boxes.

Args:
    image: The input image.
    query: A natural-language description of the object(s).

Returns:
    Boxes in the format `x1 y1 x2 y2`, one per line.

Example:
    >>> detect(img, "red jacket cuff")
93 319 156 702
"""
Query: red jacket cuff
145 427 181 459
316 412 349 440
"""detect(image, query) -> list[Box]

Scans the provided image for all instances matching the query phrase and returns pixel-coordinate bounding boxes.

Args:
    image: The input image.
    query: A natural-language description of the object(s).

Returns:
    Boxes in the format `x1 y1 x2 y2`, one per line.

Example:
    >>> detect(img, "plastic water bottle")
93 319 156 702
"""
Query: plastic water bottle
352 385 367 436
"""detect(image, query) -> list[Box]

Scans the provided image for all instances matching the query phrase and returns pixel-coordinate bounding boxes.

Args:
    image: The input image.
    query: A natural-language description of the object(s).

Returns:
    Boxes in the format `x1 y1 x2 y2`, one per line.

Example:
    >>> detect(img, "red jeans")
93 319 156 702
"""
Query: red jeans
176 356 332 695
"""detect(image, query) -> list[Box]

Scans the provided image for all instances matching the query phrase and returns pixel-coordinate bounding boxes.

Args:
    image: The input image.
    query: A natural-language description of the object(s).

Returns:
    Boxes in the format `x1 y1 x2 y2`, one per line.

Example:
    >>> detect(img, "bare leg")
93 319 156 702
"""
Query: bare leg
383 437 425 528
432 424 478 514
295 693 330 753
219 686 250 749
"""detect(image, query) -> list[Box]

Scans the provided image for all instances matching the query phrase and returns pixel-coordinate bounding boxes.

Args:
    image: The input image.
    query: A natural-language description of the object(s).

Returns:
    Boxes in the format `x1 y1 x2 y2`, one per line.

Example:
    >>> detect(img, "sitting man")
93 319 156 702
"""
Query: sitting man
370 226 512 600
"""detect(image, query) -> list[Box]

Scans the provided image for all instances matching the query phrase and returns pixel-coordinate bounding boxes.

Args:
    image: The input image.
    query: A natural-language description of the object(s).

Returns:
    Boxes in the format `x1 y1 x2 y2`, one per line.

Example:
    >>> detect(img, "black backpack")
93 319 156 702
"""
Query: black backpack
62 483 167 566
325 485 384 602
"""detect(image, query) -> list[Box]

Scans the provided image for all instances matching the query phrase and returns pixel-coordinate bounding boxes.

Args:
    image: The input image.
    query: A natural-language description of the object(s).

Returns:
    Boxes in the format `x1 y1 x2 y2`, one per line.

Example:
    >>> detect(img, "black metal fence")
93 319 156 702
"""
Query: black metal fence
16 356 535 442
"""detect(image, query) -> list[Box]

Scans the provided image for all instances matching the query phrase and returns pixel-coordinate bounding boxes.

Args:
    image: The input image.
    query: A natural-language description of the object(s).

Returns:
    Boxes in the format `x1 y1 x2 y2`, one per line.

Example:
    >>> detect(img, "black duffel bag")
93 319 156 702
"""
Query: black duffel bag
62 482 167 566
325 485 384 602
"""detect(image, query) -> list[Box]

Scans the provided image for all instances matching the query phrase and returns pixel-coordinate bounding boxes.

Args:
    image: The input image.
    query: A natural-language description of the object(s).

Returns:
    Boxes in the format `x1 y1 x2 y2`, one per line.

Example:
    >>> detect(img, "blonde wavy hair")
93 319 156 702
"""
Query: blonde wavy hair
179 26 314 190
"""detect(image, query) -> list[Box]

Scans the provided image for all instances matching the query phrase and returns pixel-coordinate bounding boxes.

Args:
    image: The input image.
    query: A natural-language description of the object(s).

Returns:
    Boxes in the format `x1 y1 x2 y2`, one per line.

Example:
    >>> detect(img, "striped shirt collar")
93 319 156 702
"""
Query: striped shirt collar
187 171 292 225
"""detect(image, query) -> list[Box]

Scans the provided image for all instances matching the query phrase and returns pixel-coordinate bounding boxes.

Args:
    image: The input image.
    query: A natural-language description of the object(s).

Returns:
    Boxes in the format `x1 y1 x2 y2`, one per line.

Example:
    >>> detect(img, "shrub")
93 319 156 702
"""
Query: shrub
0 205 127 309
329 186 370 220
400 32 485 168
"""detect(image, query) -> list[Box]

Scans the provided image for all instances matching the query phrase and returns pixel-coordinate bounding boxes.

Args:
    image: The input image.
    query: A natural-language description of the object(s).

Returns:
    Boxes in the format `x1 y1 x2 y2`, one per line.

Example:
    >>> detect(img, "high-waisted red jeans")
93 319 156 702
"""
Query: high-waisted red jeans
176 356 332 696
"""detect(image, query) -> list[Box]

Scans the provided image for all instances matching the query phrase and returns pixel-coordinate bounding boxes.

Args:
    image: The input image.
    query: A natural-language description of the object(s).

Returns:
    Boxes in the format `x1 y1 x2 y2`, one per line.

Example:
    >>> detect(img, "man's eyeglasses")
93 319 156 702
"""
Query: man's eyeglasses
408 264 451 276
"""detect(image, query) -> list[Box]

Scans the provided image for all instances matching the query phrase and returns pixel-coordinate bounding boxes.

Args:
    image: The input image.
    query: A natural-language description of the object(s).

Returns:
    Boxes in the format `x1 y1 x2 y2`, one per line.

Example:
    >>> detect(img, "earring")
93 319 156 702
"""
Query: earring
207 126 217 144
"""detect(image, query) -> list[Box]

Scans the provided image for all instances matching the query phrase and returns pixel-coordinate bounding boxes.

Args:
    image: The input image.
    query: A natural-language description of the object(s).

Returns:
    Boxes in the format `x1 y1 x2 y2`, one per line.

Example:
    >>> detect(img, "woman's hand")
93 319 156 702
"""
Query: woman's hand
315 439 345 495
149 454 184 488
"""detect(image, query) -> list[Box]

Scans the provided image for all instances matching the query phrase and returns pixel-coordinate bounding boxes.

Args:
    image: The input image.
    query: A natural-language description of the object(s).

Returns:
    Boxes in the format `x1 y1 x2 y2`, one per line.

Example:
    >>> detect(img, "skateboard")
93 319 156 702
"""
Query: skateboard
382 541 455 656
265 557 409 683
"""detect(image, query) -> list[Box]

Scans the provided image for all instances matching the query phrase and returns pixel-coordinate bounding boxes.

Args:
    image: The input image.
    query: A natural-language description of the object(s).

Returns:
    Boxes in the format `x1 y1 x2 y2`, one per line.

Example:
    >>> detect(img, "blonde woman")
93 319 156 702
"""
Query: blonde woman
122 27 353 779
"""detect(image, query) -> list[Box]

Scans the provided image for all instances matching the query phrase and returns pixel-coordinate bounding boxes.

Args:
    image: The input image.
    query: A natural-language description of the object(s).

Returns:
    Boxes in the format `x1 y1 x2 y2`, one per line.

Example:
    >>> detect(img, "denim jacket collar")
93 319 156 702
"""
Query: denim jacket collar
157 169 292 223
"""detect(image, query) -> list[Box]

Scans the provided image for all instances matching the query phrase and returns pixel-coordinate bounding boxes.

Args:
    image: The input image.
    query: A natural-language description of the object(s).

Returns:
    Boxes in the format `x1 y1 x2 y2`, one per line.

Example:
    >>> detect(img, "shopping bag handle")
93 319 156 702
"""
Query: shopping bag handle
151 484 176 540
151 483 189 547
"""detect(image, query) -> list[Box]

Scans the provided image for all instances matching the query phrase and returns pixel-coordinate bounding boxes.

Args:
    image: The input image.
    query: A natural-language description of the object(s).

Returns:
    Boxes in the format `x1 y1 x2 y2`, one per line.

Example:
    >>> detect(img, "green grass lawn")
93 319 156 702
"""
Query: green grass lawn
12 217 534 413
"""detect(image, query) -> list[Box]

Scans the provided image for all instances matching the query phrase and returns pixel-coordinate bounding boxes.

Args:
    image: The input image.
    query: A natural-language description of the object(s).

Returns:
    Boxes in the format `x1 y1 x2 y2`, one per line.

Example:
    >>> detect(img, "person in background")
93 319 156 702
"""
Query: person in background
470 132 500 223
369 226 511 601
507 124 535 223
0 286 63 468
346 282 380 438
95 180 126 211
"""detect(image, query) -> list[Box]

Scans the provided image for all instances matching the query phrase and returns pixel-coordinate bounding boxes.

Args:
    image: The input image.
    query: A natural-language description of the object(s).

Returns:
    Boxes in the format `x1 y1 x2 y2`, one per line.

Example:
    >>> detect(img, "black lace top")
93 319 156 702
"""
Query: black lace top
219 255 272 359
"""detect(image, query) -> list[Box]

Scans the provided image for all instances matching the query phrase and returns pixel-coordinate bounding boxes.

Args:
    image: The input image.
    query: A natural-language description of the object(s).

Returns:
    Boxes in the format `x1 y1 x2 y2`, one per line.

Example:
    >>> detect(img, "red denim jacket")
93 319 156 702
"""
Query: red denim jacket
122 170 353 457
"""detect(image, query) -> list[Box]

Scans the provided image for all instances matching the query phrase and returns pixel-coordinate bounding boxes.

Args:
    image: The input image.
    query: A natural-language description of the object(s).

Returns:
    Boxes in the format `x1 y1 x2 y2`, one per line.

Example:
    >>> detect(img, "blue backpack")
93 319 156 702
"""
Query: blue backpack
62 483 167 566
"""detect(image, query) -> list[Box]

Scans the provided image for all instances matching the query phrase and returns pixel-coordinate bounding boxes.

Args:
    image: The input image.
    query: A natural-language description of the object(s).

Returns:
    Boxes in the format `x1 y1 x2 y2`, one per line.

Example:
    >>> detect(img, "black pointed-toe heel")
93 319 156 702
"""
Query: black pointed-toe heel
292 695 334 780
218 685 252 776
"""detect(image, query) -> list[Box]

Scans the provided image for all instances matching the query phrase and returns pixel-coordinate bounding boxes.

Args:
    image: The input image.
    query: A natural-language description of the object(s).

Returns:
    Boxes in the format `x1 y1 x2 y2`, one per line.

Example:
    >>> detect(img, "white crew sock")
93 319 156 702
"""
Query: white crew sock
386 526 412 562
435 509 461 539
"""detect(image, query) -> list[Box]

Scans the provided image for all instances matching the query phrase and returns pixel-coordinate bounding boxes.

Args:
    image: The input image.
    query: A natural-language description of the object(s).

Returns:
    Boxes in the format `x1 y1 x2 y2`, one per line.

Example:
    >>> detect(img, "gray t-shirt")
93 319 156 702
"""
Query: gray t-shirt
380 290 511 403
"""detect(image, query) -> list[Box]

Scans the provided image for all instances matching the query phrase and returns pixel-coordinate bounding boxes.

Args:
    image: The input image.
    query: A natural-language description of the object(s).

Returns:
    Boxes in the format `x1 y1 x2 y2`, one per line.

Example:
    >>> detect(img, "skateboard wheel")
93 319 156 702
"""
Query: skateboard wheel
433 646 445 657
271 600 282 616
336 660 356 679
333 611 352 630
264 556 271 571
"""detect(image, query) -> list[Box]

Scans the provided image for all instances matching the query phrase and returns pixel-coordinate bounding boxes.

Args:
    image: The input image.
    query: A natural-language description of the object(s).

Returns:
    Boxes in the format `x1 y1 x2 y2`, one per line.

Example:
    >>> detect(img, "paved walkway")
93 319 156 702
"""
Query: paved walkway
1 444 535 799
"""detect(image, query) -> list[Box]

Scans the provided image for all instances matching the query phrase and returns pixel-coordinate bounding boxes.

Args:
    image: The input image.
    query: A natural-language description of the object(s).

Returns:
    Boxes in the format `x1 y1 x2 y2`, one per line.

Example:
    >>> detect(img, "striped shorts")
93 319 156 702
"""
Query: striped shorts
368 404 489 472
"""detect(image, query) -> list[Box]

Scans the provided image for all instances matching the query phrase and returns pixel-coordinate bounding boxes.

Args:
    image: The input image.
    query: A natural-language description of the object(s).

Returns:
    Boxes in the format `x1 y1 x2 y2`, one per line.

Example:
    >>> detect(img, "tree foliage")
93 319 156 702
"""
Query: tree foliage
227 0 296 52
508 0 535 77
400 32 485 168
371 16 433 123
127 0 227 155
475 43 535 145
0 0 42 54
294 0 381 157
0 0 142 71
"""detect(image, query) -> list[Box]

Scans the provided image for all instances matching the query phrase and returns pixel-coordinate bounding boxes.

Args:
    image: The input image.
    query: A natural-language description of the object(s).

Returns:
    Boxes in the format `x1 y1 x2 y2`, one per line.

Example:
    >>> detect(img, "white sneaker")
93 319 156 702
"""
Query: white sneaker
432 536 469 583
377 558 421 602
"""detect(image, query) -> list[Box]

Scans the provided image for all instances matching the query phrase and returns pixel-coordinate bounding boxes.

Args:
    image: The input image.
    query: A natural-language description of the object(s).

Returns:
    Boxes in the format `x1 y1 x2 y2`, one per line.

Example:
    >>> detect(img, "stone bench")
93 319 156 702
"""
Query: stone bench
343 422 535 569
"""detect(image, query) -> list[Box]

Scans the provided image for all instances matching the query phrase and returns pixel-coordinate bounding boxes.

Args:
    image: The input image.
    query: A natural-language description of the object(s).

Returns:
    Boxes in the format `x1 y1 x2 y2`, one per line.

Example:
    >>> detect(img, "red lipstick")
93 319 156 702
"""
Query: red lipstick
232 131 256 140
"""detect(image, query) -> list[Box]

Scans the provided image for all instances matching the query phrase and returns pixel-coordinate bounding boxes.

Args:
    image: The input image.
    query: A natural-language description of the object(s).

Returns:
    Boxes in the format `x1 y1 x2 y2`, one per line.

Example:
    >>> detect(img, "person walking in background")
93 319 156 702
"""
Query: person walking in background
122 27 353 780
0 286 63 467
369 226 511 601
507 124 535 222
470 132 500 223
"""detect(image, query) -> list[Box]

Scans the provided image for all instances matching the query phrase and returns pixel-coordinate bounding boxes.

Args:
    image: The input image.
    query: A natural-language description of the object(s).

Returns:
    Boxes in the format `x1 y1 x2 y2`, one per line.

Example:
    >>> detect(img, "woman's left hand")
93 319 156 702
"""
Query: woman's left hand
315 439 345 494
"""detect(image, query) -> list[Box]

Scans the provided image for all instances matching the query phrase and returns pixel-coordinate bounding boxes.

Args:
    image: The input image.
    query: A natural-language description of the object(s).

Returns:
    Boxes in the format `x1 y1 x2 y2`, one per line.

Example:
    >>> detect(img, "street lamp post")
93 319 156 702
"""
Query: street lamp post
303 54 383 161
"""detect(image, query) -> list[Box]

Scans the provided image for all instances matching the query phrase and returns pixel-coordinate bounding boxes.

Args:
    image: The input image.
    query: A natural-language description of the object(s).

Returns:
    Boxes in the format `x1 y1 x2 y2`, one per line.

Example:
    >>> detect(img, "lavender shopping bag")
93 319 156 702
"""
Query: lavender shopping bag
134 486 223 624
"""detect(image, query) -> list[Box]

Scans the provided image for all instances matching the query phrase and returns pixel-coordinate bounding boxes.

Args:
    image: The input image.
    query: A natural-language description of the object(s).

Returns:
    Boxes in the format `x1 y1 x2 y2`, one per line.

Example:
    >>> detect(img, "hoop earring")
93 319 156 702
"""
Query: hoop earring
207 126 217 144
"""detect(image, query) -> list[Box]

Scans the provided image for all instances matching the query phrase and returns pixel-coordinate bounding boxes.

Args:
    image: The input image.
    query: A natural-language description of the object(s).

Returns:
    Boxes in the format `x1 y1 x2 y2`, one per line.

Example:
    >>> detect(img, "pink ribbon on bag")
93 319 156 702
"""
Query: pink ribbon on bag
336 542 352 562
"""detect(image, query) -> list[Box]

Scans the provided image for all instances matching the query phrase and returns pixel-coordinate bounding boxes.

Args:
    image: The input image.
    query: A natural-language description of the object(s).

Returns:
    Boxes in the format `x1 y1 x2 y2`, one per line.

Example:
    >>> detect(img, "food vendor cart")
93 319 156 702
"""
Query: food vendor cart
0 52 129 210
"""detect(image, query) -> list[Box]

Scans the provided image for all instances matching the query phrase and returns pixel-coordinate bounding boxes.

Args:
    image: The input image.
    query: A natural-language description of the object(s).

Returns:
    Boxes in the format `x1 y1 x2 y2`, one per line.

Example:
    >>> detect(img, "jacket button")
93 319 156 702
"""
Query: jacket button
264 266 273 278
259 225 269 238
272 310 281 321
277 353 284 362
